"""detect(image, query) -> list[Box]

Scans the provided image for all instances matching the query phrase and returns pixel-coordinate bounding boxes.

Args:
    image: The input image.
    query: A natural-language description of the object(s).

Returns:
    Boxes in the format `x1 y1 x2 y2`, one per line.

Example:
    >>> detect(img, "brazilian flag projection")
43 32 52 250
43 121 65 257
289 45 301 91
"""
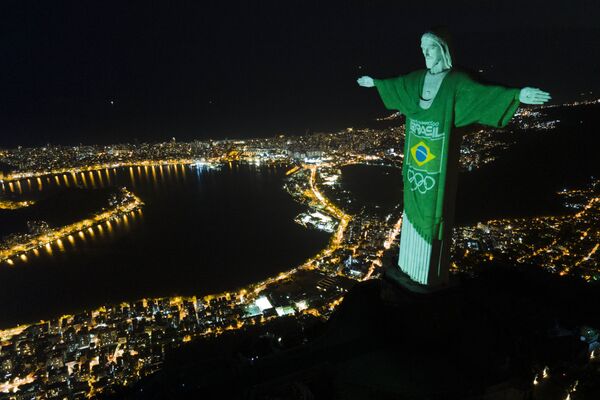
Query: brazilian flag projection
375 69 520 286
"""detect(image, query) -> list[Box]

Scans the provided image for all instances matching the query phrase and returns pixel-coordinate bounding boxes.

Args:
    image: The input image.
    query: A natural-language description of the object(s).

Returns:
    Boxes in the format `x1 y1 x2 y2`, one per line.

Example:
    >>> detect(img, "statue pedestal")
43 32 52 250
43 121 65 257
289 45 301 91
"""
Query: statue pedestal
381 264 458 305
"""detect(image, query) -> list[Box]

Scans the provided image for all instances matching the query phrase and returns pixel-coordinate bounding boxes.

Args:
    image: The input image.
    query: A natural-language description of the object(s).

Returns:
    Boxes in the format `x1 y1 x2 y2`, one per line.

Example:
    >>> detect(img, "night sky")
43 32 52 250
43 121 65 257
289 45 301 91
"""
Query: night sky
1 0 598 148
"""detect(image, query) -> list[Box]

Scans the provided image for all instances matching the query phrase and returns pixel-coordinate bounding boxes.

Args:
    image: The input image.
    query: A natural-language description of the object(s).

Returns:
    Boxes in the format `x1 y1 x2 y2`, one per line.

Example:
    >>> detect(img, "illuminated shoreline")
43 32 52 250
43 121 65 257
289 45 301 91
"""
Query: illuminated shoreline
0 189 143 265
0 199 36 210
0 158 217 184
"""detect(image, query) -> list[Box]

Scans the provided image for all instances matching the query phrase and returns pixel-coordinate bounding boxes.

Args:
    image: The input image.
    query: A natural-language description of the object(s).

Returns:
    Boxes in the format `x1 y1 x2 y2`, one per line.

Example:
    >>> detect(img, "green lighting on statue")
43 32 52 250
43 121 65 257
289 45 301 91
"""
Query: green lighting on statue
357 29 551 287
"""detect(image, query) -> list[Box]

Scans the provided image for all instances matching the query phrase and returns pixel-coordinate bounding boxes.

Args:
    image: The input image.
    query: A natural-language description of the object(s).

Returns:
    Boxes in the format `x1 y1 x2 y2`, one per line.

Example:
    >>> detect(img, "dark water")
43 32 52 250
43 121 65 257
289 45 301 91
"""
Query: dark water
338 164 403 214
456 104 600 225
0 163 330 328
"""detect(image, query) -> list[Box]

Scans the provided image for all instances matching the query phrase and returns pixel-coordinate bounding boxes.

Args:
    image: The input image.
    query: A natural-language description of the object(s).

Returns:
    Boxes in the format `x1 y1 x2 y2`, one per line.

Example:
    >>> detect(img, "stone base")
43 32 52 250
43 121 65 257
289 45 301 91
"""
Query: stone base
381 264 458 305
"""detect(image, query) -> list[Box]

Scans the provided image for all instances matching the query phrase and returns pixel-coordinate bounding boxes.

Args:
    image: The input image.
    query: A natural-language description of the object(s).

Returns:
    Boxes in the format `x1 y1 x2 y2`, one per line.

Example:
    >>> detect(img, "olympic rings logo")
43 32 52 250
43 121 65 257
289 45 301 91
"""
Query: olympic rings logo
407 169 436 194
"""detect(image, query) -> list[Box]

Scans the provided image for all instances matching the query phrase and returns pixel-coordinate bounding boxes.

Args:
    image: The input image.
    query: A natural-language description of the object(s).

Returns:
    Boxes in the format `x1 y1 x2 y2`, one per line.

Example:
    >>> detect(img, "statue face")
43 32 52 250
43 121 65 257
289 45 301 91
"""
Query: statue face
420 38 442 70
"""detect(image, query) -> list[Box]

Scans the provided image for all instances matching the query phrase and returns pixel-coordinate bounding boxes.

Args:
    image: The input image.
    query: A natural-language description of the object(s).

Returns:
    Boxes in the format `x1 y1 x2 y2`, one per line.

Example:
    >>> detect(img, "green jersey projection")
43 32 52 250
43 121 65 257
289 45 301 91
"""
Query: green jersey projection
357 29 550 287
375 70 519 284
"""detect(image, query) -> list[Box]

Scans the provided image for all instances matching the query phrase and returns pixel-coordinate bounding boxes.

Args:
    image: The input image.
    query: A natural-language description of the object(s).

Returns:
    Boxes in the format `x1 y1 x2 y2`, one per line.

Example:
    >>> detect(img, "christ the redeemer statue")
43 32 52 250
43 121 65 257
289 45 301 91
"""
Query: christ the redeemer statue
358 29 550 288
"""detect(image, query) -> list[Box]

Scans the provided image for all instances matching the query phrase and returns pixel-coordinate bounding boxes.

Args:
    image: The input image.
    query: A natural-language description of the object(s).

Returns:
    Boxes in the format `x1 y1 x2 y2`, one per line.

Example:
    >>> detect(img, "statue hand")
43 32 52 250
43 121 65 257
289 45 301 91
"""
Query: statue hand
357 76 375 88
519 87 551 105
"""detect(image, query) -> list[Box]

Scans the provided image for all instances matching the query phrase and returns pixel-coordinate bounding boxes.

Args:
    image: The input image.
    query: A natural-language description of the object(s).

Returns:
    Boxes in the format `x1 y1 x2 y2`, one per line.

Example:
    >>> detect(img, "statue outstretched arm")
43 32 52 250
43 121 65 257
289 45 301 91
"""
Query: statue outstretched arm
357 76 375 87
455 72 522 128
519 87 551 105
361 74 415 114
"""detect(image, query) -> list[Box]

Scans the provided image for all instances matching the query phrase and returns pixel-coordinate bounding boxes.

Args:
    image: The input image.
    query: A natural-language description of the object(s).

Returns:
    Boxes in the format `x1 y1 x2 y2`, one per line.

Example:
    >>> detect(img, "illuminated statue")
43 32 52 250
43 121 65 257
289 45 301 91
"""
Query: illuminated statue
358 29 550 287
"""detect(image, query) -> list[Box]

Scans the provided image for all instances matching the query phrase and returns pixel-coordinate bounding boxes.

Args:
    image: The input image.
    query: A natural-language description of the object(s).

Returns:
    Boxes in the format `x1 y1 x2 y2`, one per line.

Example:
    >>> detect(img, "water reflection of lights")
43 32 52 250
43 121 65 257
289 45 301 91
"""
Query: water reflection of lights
151 165 158 186
88 171 97 188
0 162 205 194
3 205 142 265
0 168 156 264
141 166 148 184
97 170 104 186
129 167 136 187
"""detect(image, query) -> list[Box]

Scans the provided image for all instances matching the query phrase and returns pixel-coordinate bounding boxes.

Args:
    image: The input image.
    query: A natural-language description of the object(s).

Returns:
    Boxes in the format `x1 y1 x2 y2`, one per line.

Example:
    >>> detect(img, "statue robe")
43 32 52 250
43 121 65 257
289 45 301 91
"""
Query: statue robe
374 69 520 286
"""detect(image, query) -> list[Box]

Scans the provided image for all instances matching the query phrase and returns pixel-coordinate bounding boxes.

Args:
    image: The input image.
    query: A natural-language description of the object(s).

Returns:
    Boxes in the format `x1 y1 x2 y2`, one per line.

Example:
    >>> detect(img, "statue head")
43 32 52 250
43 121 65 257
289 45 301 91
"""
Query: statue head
420 29 453 73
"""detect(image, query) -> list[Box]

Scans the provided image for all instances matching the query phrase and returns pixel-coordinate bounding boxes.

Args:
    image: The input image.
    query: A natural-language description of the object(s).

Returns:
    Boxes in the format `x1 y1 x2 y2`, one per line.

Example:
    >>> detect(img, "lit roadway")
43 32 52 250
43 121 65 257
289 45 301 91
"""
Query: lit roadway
298 164 402 281
246 163 354 296
0 158 212 184
0 190 143 265
306 164 350 257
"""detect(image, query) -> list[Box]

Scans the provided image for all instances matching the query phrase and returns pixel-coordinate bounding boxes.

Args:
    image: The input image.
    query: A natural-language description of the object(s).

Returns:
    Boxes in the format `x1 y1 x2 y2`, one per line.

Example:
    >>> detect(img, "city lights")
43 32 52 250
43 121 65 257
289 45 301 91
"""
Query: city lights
0 98 598 397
